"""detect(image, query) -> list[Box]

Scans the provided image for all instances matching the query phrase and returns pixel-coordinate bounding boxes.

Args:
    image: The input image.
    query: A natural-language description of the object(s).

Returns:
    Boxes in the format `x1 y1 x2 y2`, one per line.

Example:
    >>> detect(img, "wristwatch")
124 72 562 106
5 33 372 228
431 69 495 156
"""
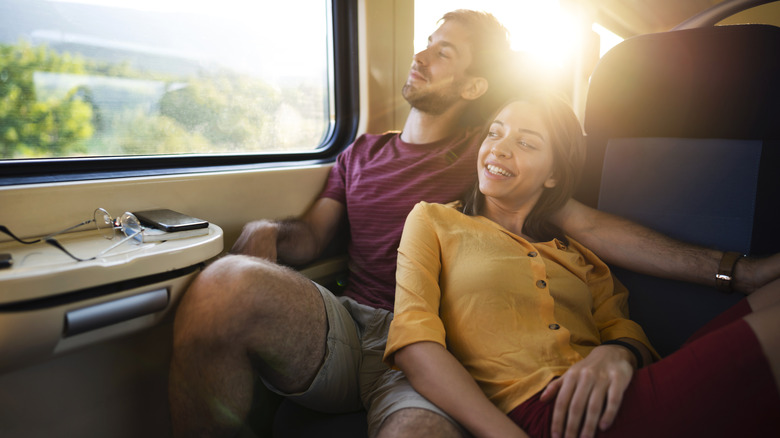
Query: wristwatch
715 251 745 293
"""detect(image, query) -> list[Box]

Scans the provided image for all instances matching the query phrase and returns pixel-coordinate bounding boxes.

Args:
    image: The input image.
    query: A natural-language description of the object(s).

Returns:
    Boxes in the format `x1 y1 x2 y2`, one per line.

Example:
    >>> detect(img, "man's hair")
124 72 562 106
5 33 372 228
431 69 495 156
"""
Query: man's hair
440 10 519 127
462 92 586 243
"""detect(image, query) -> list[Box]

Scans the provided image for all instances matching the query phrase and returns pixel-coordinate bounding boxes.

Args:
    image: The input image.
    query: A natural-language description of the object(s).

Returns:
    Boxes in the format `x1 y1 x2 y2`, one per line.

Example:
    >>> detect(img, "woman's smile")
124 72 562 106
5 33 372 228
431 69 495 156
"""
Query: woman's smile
485 163 514 178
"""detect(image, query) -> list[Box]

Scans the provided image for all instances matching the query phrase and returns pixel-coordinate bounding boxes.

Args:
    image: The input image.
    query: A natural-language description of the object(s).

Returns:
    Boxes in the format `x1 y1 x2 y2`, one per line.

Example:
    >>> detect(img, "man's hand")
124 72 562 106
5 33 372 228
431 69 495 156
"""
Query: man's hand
540 344 635 438
230 220 279 261
229 198 345 266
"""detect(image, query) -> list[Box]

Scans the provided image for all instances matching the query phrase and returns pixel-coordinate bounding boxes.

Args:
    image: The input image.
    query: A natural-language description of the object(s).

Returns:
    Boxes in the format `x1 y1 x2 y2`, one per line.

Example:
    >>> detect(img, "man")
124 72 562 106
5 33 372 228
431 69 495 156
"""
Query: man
169 9 779 438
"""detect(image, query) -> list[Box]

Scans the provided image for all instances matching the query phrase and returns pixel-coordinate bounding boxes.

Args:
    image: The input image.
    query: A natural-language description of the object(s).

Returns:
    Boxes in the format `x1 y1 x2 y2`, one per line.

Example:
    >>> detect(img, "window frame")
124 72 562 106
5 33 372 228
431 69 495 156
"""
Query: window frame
0 0 359 187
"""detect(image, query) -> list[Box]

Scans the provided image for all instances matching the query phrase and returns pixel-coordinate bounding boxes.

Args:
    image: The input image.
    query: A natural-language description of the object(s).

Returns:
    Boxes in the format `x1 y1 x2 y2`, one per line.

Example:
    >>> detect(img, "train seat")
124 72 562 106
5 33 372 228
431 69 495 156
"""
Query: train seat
581 24 780 355
270 23 780 437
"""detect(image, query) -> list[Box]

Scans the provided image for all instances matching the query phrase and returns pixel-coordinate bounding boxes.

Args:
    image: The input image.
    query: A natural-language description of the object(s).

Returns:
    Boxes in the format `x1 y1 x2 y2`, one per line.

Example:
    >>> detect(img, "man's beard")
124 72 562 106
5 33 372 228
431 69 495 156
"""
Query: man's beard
402 78 465 115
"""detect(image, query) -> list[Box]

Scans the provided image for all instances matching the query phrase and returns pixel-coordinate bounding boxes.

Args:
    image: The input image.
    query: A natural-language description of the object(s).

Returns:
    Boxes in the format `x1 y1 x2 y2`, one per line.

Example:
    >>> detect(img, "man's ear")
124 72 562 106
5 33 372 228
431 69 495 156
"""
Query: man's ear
461 77 488 101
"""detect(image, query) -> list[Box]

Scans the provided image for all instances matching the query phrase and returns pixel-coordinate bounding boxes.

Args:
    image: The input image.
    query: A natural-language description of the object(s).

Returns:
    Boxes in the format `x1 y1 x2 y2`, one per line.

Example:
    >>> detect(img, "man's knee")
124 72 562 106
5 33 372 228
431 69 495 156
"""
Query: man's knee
376 408 465 438
185 254 299 306
188 254 279 298
173 255 288 345
173 254 326 358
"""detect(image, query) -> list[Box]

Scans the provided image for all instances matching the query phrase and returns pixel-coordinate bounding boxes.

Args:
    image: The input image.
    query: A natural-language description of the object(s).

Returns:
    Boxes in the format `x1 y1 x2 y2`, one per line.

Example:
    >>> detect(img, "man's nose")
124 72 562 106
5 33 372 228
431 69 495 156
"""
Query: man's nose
412 47 430 65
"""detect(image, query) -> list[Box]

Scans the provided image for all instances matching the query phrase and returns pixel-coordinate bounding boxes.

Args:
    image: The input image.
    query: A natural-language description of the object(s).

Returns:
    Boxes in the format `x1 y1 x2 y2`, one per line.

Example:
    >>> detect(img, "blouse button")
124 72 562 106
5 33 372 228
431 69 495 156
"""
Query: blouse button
536 280 547 289
548 323 561 330
528 251 538 257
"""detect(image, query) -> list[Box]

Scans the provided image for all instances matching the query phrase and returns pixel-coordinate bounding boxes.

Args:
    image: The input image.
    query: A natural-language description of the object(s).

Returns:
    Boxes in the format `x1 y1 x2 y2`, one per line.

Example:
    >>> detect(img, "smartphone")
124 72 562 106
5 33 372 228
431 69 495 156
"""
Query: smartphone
0 253 12 269
132 209 209 232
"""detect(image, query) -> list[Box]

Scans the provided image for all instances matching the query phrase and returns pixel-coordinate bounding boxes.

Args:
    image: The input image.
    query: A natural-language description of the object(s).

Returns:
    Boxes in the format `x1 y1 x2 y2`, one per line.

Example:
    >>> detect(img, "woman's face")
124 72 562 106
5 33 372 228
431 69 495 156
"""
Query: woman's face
477 100 557 212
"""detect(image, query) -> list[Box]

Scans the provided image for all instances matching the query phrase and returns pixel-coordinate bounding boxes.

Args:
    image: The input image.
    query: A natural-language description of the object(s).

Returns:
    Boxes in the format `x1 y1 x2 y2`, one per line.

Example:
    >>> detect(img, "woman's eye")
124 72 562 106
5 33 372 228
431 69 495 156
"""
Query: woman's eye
518 140 536 150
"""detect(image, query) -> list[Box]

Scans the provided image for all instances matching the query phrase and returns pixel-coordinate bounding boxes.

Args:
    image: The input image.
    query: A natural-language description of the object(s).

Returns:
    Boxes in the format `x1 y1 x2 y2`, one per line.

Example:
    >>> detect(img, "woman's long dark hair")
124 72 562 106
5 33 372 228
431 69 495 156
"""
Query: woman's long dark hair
462 92 586 243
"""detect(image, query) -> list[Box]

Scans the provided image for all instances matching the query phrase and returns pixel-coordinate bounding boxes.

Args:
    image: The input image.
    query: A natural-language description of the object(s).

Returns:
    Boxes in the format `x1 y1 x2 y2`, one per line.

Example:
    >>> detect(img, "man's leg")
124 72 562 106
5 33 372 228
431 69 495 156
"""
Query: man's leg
342 296 467 438
376 408 465 438
169 255 328 437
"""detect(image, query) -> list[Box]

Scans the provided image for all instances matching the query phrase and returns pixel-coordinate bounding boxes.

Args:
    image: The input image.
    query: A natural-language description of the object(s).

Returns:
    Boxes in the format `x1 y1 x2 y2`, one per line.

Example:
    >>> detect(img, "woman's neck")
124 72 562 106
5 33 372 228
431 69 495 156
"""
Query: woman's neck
482 199 534 240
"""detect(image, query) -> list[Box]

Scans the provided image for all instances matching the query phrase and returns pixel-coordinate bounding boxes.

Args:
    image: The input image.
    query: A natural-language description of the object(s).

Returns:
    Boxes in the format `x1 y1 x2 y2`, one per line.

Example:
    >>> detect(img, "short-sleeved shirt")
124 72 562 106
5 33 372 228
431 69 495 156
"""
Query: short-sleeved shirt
320 129 482 311
384 202 658 413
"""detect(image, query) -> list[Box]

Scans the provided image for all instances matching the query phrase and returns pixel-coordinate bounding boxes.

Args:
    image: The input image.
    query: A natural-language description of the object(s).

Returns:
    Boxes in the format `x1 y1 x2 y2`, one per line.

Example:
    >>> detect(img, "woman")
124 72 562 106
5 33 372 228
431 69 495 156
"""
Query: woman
383 93 780 438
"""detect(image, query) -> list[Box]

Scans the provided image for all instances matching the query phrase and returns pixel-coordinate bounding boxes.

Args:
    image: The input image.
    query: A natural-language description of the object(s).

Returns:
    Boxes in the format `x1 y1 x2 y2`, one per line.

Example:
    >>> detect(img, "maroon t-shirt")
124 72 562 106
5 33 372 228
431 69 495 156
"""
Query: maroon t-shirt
320 129 482 311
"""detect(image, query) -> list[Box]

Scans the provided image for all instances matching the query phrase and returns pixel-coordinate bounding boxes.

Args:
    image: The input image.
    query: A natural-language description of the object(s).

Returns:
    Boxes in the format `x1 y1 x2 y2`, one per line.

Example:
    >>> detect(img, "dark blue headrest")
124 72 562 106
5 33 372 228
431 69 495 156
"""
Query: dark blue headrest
585 25 780 141
598 137 762 254
582 25 780 355
578 25 780 209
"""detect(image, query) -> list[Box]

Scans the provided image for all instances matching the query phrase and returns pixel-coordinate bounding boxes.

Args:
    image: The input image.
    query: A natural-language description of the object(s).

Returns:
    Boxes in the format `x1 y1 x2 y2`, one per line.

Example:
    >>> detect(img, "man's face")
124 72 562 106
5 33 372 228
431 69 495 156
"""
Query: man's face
402 20 475 115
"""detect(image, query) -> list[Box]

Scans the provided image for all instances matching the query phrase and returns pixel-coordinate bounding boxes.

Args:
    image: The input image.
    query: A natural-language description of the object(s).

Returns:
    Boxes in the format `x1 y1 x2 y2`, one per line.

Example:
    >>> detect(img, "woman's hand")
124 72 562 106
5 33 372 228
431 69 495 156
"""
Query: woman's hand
540 344 635 438
736 252 780 295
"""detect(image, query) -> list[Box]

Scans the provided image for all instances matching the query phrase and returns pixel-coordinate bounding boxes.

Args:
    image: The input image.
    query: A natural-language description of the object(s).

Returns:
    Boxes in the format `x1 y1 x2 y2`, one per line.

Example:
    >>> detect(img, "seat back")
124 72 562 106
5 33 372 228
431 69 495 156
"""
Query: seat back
581 24 780 355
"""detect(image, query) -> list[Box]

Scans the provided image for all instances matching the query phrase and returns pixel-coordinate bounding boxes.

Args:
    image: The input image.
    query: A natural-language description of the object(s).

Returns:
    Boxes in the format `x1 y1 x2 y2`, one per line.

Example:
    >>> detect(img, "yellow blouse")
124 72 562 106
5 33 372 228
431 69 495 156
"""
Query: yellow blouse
384 202 657 413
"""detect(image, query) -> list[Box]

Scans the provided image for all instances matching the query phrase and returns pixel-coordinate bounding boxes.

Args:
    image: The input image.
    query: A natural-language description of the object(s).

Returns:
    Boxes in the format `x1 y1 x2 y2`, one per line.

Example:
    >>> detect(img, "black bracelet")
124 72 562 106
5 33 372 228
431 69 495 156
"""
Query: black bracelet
601 339 644 369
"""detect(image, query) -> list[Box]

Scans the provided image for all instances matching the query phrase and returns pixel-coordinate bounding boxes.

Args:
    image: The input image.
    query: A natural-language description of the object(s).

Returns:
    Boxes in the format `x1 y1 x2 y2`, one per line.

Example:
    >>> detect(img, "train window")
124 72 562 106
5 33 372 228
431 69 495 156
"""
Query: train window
719 1 780 26
0 0 335 161
592 23 624 57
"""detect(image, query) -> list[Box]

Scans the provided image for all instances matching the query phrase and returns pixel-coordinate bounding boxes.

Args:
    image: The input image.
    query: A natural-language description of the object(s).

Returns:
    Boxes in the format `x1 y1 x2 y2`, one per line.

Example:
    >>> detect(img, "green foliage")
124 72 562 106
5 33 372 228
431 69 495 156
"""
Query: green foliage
160 71 282 150
92 108 212 155
0 41 93 158
1 40 328 159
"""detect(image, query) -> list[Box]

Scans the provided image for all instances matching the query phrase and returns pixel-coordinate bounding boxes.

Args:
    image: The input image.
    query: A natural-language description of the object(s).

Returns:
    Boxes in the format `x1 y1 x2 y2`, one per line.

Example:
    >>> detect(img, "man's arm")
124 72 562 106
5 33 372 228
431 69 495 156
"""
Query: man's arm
551 198 780 294
231 197 346 266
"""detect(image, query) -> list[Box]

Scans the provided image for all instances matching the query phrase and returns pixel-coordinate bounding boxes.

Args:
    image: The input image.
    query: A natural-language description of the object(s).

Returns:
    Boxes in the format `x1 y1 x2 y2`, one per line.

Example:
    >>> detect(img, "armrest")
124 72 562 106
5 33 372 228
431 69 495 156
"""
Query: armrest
0 224 223 373
298 254 349 290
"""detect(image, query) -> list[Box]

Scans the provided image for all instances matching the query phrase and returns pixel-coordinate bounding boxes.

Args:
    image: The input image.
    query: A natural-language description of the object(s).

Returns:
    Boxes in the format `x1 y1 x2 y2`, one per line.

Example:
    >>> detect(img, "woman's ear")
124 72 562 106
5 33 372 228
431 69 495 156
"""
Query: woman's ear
461 77 488 101
544 176 558 189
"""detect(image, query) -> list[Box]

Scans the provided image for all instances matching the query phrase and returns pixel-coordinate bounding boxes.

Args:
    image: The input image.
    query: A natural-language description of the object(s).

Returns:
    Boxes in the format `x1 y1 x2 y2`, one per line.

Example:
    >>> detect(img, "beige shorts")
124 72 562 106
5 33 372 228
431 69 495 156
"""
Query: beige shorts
262 282 461 437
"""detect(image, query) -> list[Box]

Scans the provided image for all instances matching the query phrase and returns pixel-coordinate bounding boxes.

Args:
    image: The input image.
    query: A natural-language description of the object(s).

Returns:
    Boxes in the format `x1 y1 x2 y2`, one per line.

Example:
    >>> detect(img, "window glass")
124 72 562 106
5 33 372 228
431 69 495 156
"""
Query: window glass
719 2 780 27
592 23 623 57
0 0 332 159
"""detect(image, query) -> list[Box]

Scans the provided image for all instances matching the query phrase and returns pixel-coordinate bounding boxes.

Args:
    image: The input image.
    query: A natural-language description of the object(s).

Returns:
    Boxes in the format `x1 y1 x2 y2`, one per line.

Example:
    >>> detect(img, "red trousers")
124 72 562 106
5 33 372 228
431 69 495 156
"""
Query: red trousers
509 300 780 438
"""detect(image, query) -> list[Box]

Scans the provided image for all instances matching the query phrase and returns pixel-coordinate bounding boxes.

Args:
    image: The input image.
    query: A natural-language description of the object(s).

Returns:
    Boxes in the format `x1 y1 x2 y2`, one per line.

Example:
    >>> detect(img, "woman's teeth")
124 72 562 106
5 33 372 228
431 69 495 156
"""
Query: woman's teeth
487 164 513 177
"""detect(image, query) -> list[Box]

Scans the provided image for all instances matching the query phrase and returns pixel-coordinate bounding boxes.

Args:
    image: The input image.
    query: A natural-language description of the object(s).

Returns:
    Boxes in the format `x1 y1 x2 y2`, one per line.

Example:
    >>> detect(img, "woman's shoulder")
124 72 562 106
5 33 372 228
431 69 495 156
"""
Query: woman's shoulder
408 201 469 229
404 202 469 242
412 200 464 217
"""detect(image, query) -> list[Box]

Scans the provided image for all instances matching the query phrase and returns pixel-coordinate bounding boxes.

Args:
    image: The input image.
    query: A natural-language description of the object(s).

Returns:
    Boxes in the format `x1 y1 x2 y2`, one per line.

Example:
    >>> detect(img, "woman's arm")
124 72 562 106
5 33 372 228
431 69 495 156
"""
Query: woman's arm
387 204 526 437
393 341 528 438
